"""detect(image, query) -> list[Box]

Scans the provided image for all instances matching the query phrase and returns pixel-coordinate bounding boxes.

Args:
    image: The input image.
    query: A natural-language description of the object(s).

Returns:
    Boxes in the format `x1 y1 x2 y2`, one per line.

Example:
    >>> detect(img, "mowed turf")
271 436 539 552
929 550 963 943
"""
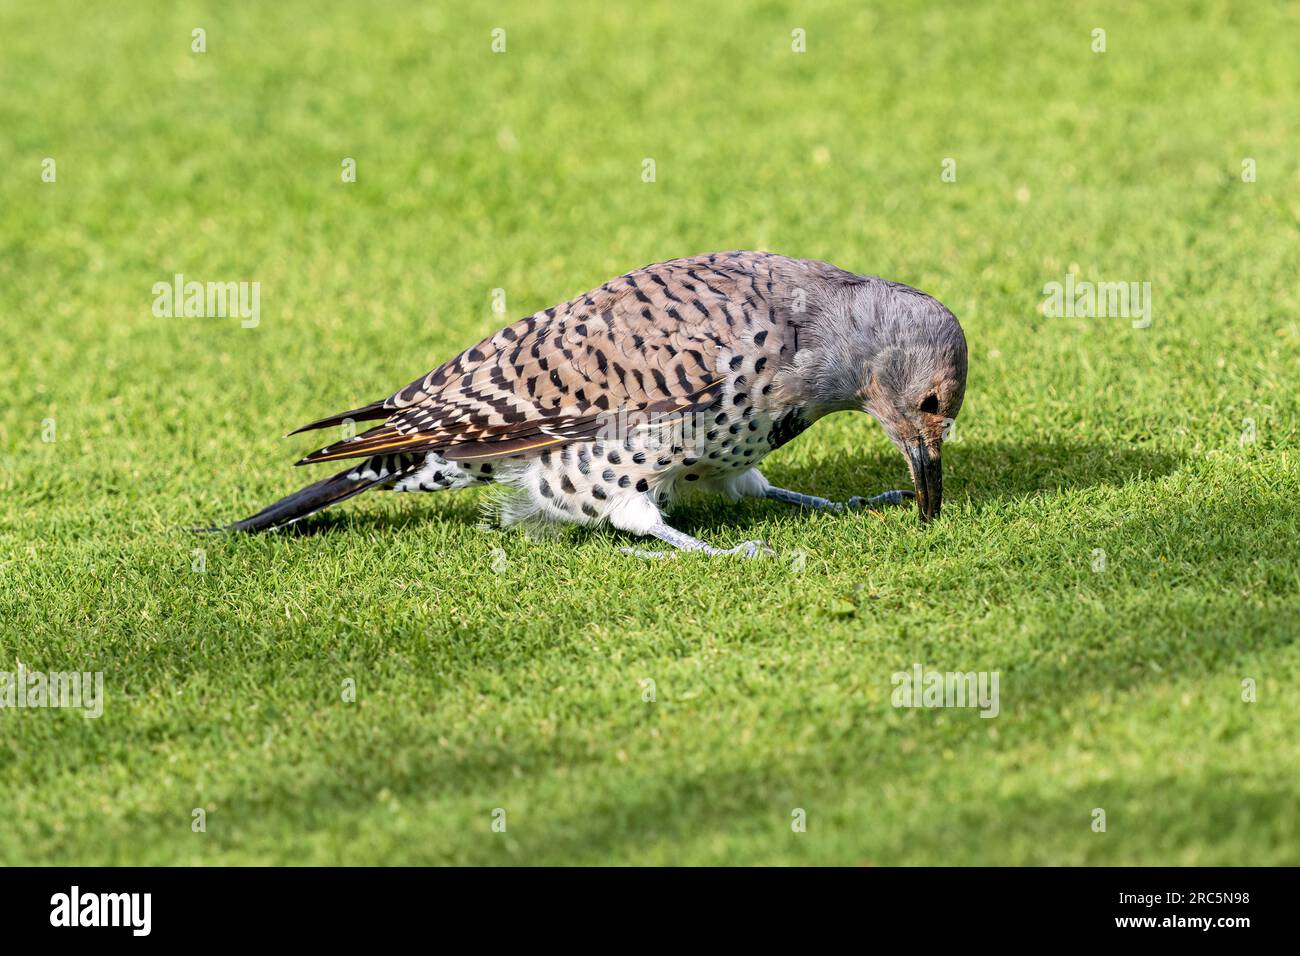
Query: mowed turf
0 0 1296 865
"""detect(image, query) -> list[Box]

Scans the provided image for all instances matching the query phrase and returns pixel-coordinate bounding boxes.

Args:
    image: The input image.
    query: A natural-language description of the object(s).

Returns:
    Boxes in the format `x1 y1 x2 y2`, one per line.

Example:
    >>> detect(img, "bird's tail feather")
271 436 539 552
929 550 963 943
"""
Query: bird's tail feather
209 454 421 533
285 400 389 437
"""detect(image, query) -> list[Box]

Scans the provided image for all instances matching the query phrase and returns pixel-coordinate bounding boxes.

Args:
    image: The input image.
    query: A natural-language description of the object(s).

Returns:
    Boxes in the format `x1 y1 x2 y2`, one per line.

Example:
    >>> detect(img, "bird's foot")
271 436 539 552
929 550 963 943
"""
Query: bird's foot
845 490 915 510
634 522 774 559
764 485 913 513
622 540 772 559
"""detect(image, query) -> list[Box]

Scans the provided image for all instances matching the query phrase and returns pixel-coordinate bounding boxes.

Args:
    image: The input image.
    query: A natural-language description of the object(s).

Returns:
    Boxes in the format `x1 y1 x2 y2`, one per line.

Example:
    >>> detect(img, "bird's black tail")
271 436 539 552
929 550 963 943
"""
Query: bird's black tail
208 454 423 533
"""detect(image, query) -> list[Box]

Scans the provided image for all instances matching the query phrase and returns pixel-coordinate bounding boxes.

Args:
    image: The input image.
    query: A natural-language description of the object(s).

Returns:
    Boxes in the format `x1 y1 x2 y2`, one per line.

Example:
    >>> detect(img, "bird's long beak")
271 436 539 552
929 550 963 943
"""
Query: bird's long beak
906 440 942 523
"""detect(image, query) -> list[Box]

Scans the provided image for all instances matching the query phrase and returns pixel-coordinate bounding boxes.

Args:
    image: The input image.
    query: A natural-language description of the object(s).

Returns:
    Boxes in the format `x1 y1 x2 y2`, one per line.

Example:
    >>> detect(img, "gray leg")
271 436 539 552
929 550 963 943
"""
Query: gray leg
764 486 914 512
622 521 773 559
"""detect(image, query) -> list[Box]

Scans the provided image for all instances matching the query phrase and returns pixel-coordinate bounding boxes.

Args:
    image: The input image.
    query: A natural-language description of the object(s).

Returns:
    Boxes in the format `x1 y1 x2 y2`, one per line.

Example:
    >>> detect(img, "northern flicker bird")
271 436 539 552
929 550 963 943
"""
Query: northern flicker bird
218 251 967 557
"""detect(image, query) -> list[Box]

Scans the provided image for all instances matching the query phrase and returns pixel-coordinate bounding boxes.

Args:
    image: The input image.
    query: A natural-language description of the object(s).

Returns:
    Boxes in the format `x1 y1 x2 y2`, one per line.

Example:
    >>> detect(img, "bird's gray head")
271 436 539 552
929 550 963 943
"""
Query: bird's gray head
790 276 968 522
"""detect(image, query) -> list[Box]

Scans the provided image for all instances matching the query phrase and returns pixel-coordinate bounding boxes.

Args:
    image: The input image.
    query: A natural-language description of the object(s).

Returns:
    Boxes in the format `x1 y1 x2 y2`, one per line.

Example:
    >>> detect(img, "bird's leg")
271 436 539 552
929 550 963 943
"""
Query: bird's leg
762 487 838 511
763 486 914 512
622 521 773 559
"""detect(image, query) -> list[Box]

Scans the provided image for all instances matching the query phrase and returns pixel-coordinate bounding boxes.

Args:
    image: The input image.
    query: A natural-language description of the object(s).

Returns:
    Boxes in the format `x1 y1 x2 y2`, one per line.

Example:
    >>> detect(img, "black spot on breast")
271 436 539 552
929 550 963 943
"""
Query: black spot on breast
561 474 577 494
635 478 649 492
539 477 553 498
592 486 607 500
602 468 617 482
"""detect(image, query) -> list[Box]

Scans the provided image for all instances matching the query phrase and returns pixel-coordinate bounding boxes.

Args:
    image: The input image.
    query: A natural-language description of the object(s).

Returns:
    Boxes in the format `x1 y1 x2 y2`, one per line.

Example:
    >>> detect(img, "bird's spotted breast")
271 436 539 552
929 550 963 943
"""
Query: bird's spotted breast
766 410 811 451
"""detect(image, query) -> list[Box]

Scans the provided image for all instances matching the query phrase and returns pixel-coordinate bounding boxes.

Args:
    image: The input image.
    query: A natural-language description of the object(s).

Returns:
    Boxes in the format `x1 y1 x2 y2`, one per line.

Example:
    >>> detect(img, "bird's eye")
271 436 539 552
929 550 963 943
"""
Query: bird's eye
920 394 939 414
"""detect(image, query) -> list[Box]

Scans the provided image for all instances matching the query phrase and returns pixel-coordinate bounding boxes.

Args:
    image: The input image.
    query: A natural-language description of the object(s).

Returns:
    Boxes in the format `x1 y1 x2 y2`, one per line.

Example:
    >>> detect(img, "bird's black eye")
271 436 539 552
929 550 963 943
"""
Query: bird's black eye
920 393 939 414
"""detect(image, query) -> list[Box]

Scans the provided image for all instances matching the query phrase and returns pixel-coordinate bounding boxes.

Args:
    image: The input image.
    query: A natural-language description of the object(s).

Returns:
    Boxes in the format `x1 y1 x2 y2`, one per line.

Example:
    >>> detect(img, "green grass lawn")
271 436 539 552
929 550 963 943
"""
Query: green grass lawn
1 0 1296 865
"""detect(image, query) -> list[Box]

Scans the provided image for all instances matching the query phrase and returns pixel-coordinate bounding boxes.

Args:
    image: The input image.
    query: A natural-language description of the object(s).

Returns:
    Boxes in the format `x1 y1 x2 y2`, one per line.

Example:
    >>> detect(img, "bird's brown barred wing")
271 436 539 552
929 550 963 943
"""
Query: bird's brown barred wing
295 252 788 466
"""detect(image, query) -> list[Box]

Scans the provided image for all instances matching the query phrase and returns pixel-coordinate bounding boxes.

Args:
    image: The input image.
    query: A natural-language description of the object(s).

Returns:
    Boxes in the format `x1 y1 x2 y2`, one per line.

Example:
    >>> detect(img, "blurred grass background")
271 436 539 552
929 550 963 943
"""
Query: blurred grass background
0 0 1296 864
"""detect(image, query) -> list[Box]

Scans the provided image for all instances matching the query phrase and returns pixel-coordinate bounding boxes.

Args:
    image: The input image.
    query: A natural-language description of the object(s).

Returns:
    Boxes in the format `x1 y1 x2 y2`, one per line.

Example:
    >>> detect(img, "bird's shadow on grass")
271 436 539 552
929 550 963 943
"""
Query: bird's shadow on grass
258 499 479 538
669 438 1186 530
263 438 1184 538
938 438 1184 506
